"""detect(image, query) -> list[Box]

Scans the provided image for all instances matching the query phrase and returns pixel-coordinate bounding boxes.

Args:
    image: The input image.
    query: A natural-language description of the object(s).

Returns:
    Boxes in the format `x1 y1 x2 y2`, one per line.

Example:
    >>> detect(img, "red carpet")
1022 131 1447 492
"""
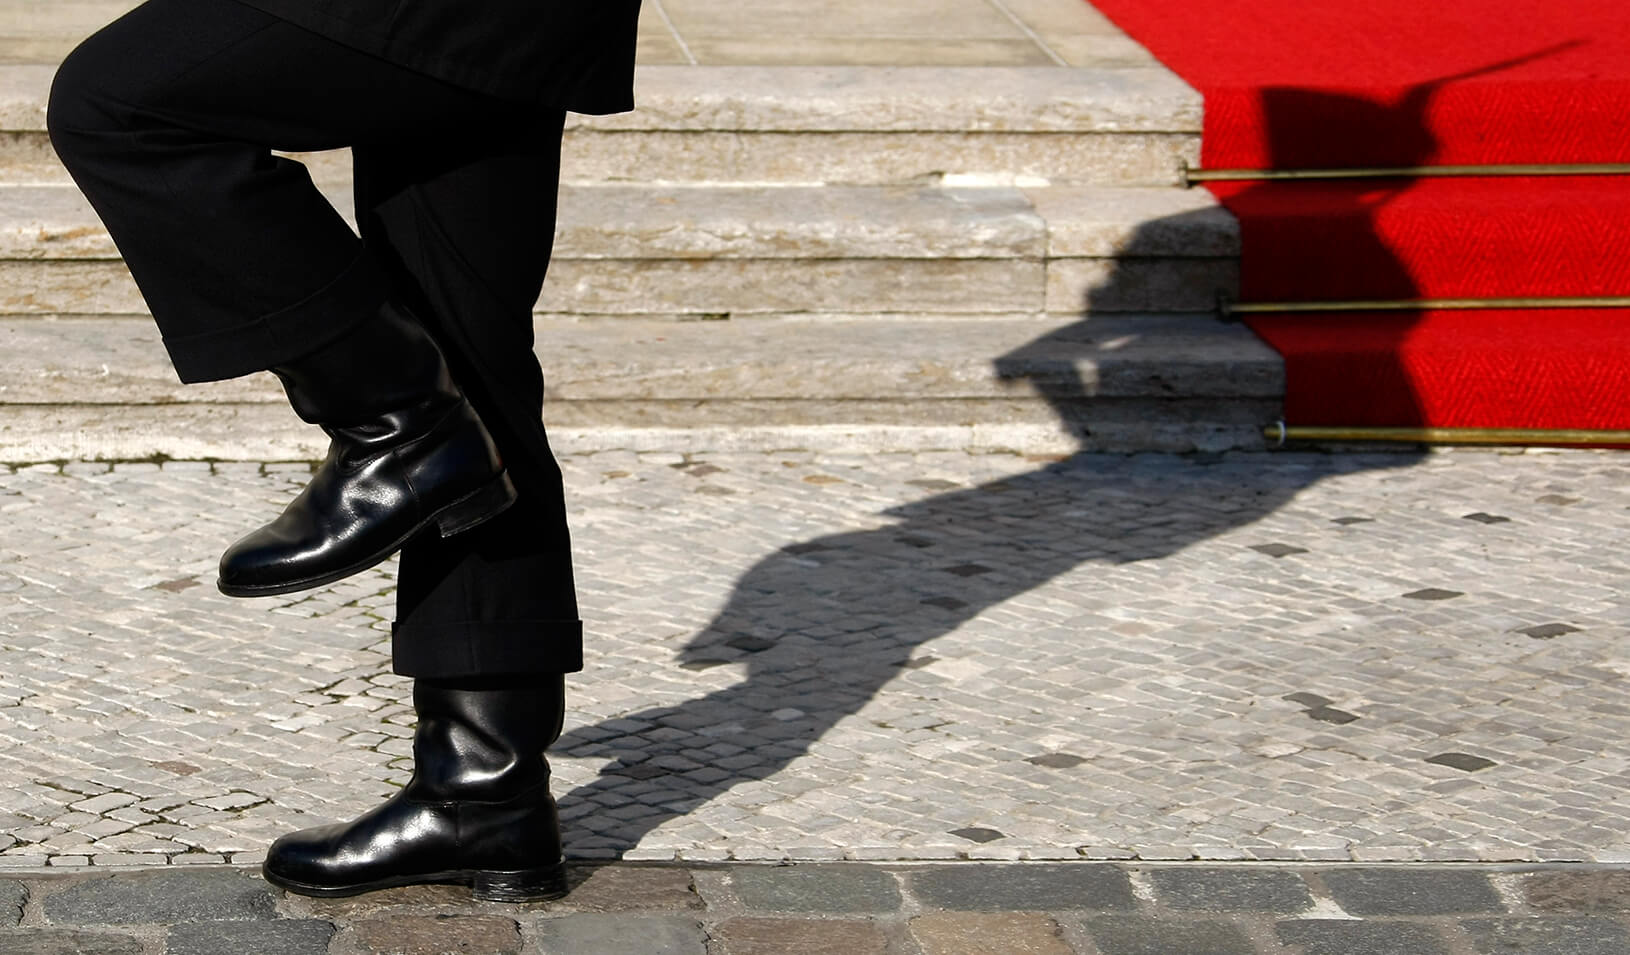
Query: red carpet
1088 0 1630 431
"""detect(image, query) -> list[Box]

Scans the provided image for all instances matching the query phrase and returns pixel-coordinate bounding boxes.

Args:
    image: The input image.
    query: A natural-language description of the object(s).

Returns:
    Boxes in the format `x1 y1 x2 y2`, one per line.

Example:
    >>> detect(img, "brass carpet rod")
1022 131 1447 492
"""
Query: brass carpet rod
1267 423 1630 447
1185 163 1630 185
1224 296 1630 317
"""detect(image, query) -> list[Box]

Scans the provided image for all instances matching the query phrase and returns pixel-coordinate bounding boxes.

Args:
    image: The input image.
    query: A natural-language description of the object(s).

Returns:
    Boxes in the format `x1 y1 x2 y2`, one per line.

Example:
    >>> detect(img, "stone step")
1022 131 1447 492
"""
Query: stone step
0 65 1199 186
0 313 1280 459
0 182 1238 317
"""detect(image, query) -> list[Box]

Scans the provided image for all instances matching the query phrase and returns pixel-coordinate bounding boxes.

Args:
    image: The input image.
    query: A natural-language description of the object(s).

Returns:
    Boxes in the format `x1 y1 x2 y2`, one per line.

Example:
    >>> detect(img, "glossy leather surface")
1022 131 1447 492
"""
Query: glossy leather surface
218 303 512 596
263 678 566 896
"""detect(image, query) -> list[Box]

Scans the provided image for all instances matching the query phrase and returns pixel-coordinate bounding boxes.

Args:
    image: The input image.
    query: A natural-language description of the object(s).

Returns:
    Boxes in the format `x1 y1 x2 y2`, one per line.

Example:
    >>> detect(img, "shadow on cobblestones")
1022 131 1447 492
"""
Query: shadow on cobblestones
555 296 1427 855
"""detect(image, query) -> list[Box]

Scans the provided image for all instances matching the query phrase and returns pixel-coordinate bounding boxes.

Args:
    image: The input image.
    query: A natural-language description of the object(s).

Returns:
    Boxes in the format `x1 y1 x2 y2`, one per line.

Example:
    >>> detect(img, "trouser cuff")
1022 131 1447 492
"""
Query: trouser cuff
163 250 389 383
390 618 585 678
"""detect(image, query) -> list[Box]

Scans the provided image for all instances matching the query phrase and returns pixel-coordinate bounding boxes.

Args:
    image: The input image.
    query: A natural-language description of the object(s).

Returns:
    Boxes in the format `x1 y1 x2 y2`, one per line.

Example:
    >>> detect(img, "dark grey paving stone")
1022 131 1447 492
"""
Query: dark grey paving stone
44 870 276 925
1463 917 1630 955
1249 542 1308 558
1277 919 1453 955
911 864 1135 912
1084 916 1255 955
1321 868 1504 916
1521 622 1580 639
531 914 707 954
1403 588 1464 601
1146 867 1314 913
1425 752 1497 772
0 879 27 926
166 919 334 955
730 865 901 913
0 928 144 954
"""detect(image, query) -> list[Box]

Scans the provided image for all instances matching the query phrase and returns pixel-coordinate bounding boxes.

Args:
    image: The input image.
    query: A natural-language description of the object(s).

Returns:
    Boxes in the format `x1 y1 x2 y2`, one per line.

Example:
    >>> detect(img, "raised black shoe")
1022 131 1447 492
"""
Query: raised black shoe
218 301 516 597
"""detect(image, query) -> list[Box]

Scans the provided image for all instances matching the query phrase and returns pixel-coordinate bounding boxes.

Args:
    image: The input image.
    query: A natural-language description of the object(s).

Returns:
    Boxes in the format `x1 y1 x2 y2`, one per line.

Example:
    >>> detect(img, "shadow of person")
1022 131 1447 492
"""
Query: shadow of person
547 61 1561 856
1211 42 1579 430
1212 84 1437 430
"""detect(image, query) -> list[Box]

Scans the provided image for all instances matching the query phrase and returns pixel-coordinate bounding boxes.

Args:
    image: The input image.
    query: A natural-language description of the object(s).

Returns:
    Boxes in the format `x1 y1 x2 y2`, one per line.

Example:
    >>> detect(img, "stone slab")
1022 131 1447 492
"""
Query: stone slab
0 403 324 461
1083 916 1257 955
557 864 704 912
1460 917 1630 955
0 260 143 314
1030 186 1238 258
1144 867 1315 913
0 183 1235 265
330 914 520 955
0 928 143 954
0 314 1281 405
1322 868 1505 916
728 864 901 913
1524 871 1630 912
0 402 1276 460
554 185 1046 260
570 128 1197 187
166 919 335 955
10 252 1259 318
710 916 891 955
0 313 1281 458
910 911 1074 955
909 864 1137 911
529 914 707 954
0 878 25 924
0 182 1238 318
0 61 1199 184
1047 257 1237 314
1275 920 1454 955
42 868 276 924
0 183 1069 262
6 127 1200 188
581 66 1200 135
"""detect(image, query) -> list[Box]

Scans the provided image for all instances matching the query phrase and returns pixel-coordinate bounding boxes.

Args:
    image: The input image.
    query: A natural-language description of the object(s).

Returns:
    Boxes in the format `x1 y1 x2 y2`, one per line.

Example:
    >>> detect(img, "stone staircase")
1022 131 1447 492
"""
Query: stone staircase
0 47 1278 459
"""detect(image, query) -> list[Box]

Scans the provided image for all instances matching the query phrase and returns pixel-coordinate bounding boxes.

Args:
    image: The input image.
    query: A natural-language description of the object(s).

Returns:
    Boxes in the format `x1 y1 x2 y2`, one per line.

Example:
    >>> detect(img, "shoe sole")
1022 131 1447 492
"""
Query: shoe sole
262 858 569 902
216 471 518 598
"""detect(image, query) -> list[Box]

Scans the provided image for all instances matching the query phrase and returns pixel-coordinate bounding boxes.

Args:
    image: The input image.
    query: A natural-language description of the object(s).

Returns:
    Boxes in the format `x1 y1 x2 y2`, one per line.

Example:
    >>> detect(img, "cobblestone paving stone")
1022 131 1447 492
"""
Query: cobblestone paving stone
0 448 1627 868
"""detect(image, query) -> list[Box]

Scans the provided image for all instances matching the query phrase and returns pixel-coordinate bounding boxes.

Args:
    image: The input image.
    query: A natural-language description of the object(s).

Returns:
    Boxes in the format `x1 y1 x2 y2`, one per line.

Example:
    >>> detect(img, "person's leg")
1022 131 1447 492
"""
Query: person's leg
352 118 583 680
263 127 582 902
48 0 537 596
50 0 582 899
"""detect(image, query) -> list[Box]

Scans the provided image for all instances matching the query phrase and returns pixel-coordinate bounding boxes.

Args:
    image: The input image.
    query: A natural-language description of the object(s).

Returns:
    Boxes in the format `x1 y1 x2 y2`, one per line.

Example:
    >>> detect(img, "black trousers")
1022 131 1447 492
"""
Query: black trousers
47 0 583 678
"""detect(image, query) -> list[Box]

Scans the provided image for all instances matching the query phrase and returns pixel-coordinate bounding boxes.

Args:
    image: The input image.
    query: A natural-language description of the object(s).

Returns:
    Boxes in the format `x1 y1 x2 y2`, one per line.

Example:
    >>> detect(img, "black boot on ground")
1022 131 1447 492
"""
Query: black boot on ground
262 675 568 901
217 302 517 597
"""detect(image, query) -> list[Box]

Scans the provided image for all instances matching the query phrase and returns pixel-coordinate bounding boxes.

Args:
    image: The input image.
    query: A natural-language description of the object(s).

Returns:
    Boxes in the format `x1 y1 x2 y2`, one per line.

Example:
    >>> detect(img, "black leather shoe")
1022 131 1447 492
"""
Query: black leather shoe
262 676 568 901
218 302 516 597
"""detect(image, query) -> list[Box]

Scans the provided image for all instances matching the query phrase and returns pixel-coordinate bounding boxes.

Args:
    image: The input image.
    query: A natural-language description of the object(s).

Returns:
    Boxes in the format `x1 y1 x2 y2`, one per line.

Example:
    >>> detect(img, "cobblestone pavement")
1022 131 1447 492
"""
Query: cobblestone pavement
5 861 1630 954
0 447 1628 875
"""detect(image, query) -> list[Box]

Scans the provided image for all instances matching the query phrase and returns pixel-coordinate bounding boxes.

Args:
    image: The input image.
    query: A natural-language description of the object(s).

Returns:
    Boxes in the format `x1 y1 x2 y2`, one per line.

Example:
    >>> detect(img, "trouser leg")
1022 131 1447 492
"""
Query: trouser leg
45 0 528 382
354 122 583 678
49 0 581 671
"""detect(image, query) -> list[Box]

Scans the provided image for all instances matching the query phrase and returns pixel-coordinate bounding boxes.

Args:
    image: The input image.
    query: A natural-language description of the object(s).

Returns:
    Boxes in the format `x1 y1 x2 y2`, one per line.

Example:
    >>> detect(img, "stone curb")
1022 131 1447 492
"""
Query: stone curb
3 862 1630 954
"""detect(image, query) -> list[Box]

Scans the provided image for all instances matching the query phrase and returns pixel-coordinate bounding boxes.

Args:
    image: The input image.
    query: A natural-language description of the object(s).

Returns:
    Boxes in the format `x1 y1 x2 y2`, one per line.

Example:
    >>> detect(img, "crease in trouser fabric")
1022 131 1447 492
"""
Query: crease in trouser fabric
352 121 583 678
